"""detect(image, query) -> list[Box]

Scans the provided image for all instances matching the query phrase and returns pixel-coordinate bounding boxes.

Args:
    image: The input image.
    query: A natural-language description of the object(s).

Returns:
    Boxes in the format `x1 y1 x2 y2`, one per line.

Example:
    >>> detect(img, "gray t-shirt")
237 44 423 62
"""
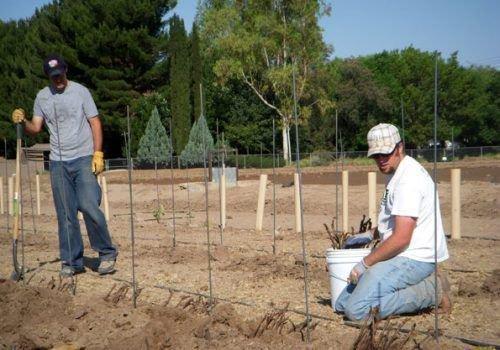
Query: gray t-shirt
33 81 98 161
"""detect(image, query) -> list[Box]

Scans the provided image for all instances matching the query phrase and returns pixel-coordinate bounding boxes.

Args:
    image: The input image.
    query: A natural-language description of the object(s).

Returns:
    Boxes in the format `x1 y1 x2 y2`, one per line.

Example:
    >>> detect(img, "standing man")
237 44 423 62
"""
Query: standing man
335 123 451 320
11 54 117 277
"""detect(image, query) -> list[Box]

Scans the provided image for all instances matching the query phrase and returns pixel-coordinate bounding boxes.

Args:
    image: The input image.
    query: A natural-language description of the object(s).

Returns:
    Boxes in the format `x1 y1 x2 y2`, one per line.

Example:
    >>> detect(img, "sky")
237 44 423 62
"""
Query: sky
1 0 499 68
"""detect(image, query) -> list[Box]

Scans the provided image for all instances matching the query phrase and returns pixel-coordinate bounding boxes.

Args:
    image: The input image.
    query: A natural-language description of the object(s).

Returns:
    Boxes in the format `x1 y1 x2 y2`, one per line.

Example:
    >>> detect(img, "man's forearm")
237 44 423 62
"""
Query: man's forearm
89 117 103 152
364 234 409 266
23 120 42 135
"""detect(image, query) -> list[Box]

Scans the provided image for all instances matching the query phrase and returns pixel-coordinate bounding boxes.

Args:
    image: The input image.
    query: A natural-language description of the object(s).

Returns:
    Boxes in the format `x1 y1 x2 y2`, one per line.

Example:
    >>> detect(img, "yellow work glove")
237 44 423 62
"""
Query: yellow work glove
92 151 104 175
11 108 26 124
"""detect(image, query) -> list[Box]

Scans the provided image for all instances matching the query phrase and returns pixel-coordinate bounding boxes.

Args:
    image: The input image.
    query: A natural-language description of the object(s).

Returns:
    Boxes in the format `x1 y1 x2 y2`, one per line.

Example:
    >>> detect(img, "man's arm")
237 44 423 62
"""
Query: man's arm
364 216 416 266
23 116 44 135
88 116 103 152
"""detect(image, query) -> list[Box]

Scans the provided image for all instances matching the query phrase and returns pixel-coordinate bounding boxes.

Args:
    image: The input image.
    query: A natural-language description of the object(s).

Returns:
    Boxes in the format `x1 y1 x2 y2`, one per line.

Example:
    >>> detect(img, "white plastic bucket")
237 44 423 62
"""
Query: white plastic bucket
326 247 371 309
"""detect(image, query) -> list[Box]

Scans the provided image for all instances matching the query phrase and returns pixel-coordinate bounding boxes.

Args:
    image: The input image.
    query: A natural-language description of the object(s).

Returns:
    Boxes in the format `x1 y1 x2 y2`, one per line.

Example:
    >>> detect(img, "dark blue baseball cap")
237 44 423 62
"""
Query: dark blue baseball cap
43 54 67 77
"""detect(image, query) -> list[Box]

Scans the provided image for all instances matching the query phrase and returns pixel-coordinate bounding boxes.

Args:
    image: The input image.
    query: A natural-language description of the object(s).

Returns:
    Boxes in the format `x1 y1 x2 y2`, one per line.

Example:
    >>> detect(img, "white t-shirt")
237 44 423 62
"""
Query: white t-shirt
377 156 449 262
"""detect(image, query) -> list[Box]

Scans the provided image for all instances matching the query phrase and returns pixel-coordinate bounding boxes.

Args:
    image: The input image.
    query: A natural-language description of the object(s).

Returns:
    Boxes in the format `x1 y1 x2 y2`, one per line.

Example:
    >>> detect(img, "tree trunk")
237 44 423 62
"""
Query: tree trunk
282 120 291 163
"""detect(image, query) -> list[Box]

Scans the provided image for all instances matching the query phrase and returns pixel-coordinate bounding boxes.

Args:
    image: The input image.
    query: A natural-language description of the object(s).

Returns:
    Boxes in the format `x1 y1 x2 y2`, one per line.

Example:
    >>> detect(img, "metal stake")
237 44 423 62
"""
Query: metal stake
433 54 439 342
169 119 176 247
200 83 213 307
126 105 138 308
292 64 311 343
272 118 277 255
335 110 339 233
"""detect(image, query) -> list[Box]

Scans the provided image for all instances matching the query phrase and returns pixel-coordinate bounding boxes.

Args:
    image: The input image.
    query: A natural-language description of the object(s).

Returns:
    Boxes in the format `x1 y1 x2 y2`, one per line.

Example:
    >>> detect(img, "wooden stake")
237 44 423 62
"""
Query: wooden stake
451 168 461 239
8 176 13 216
102 175 110 222
342 170 349 233
36 174 41 215
368 172 377 224
294 172 301 233
0 176 3 214
255 174 267 232
220 173 226 229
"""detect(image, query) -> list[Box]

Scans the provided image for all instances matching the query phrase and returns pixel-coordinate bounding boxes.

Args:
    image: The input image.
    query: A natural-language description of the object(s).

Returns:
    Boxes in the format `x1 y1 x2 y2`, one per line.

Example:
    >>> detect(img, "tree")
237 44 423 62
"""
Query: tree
190 23 203 121
130 92 169 157
200 0 332 162
180 115 215 166
169 15 192 154
329 58 393 150
0 0 175 157
137 107 172 165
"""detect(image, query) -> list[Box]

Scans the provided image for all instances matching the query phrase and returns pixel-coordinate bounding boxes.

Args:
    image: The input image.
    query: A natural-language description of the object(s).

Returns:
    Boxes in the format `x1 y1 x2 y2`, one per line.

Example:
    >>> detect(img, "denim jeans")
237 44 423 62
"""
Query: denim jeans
335 256 436 320
50 155 117 268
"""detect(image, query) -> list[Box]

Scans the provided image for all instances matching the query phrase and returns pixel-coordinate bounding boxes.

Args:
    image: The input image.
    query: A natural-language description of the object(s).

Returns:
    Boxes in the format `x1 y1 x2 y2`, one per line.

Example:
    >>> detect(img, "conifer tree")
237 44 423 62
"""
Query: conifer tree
137 107 172 165
169 15 191 154
190 23 203 121
180 115 215 166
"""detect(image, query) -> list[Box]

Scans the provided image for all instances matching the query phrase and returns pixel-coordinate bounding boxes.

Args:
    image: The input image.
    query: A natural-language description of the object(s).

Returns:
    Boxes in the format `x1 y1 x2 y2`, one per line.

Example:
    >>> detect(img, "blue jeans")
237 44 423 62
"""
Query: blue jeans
335 256 436 320
50 155 117 269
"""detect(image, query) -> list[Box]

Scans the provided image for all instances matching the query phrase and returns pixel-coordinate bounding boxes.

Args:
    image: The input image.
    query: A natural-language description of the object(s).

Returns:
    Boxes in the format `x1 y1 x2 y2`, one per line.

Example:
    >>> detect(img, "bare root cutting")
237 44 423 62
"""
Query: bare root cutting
176 295 215 314
163 289 175 306
104 283 130 305
252 304 291 337
325 215 380 249
324 218 352 249
351 308 416 350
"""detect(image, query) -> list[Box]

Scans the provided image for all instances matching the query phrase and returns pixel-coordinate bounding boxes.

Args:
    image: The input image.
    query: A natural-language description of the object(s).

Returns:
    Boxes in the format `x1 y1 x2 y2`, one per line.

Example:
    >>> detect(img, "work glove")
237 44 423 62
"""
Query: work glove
11 108 26 124
348 258 368 285
92 151 104 175
343 231 374 249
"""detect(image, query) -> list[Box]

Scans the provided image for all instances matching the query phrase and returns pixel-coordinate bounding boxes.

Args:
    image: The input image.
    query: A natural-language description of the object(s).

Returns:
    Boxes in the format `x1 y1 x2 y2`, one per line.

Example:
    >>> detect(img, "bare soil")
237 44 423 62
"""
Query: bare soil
0 158 499 349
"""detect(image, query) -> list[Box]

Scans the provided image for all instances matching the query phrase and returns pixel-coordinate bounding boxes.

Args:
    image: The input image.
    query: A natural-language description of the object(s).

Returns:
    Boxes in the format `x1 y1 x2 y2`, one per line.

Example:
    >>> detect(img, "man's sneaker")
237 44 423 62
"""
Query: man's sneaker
60 265 85 278
98 260 116 275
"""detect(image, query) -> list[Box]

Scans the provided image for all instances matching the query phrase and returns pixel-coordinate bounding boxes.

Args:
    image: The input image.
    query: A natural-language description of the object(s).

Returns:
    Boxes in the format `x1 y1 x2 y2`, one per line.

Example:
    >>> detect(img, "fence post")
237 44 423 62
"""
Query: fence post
480 146 483 159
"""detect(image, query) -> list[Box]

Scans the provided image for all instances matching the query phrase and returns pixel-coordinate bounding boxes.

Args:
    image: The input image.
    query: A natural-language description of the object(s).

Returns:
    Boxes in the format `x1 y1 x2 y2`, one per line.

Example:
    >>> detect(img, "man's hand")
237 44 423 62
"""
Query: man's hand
92 151 104 175
11 109 26 124
348 258 368 285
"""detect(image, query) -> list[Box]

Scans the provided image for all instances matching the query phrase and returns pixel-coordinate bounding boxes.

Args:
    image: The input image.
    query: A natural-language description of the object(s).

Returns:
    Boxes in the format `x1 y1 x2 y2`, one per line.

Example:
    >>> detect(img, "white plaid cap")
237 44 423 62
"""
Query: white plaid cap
367 123 401 157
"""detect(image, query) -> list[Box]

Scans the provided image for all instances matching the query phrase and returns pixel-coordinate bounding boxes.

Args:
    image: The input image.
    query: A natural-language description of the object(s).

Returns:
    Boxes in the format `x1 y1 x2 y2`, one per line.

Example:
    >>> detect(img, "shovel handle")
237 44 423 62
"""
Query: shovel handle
12 124 22 240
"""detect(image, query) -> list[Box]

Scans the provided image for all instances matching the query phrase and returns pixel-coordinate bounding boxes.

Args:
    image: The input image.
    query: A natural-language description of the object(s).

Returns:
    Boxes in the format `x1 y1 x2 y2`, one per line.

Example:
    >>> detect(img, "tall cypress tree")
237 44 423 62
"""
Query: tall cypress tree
169 15 191 154
190 23 203 121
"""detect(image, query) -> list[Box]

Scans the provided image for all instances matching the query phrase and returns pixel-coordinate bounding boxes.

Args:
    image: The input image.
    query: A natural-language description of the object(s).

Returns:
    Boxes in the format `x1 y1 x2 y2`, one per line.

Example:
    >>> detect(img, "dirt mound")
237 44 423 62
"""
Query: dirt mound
481 269 500 297
0 280 318 350
0 279 74 349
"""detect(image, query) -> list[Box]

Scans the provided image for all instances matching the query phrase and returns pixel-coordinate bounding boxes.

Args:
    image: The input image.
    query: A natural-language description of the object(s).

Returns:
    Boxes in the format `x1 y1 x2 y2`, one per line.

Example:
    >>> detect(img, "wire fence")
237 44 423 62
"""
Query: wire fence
99 145 499 171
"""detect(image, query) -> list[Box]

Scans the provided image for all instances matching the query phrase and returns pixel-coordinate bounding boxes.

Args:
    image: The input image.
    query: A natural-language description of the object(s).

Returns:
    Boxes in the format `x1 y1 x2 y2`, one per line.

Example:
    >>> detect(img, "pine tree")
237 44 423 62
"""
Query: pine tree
169 15 191 155
180 115 215 166
137 107 172 165
190 23 203 121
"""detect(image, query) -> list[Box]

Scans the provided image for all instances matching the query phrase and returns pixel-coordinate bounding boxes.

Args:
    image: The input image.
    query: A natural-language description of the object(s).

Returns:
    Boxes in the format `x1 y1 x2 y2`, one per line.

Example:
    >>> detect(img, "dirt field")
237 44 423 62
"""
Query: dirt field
0 158 498 349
